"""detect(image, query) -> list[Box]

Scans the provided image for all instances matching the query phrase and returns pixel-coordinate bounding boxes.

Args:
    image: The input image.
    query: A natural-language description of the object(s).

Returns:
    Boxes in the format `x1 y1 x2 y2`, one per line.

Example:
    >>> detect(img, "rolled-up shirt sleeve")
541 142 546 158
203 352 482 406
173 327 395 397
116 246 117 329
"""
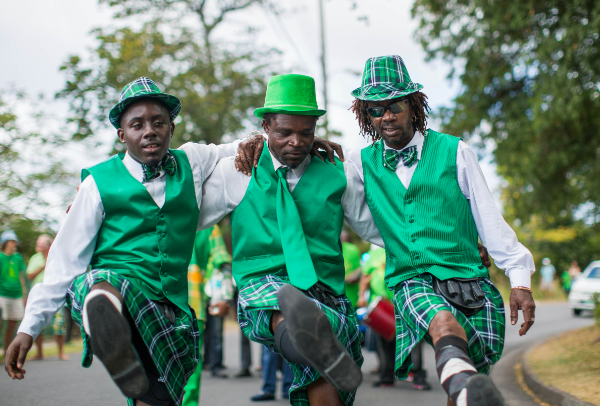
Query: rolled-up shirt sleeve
457 141 535 288
18 176 104 338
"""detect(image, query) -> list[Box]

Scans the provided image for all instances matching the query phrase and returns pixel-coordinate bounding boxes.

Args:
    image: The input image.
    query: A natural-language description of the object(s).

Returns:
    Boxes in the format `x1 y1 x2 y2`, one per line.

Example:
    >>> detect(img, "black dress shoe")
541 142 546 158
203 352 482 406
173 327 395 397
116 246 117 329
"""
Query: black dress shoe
211 369 229 379
250 393 275 402
235 368 252 378
412 370 431 391
277 284 363 392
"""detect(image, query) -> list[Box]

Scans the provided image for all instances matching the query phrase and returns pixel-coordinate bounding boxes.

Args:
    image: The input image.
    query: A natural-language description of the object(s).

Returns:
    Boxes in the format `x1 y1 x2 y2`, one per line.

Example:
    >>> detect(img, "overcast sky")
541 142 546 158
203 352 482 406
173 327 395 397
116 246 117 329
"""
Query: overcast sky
1 0 501 223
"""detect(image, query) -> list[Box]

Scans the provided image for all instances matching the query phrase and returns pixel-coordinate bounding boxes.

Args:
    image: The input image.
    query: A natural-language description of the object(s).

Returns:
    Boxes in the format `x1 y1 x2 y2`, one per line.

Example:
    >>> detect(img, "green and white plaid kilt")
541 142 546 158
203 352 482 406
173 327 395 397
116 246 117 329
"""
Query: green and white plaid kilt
66 269 200 406
237 274 364 406
392 274 505 379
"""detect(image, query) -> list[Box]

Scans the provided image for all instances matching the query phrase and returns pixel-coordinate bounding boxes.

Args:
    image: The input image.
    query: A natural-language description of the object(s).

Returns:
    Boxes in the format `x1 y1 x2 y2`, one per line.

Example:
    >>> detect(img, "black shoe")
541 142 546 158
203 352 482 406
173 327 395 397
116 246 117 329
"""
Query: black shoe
87 295 149 399
235 368 252 378
277 285 363 392
412 370 431 391
372 380 394 387
211 368 229 379
465 375 505 406
250 393 275 402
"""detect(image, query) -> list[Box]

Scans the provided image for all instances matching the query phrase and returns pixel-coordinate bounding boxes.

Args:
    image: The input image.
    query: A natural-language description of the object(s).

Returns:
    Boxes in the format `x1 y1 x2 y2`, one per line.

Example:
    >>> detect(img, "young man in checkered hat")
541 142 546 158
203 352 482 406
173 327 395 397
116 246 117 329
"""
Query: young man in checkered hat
4 77 339 406
344 56 536 406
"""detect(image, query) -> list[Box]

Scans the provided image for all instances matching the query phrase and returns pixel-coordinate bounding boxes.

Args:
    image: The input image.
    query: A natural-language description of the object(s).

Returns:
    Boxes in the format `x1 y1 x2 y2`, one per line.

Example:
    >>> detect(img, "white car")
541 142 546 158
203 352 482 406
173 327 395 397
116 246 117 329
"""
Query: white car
568 260 600 316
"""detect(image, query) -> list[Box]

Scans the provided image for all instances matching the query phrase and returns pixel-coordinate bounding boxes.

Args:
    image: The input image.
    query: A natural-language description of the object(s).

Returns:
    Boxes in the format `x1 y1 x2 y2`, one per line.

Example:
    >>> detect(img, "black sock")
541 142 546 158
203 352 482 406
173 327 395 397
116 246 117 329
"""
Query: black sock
434 335 477 405
274 319 309 365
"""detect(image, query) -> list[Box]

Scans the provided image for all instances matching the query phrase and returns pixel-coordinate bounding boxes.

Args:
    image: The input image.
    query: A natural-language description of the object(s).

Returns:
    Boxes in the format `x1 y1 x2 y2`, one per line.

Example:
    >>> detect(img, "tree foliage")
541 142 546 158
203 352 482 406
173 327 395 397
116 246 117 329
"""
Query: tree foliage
58 0 281 149
412 0 600 268
0 89 73 258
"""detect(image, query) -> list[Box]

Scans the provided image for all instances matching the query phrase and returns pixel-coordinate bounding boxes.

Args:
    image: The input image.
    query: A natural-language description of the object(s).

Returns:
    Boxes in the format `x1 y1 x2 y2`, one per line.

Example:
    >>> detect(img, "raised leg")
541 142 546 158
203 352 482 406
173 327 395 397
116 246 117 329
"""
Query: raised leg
306 377 345 406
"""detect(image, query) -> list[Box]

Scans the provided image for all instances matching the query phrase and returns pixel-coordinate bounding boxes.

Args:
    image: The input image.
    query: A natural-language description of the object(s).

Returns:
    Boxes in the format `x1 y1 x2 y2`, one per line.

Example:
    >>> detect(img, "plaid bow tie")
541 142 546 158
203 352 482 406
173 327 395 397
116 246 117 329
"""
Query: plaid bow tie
142 152 177 182
383 146 417 171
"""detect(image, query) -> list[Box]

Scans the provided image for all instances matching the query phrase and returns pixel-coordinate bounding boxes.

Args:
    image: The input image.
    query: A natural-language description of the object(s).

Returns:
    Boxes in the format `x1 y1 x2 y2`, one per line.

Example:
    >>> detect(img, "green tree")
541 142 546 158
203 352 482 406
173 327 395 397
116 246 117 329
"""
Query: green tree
58 0 281 149
0 89 73 259
412 1 600 268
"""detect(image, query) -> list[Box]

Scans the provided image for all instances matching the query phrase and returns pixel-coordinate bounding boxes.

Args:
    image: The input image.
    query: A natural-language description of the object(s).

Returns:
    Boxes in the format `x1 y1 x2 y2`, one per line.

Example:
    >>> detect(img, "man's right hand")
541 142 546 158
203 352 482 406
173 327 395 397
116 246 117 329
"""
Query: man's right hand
5 333 33 380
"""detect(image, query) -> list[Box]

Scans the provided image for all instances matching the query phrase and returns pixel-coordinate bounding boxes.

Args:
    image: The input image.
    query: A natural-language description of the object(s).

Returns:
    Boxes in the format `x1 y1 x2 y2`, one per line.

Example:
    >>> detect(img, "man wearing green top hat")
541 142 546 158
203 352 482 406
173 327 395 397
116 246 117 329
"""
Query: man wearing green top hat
198 73 388 406
343 56 537 406
3 76 299 406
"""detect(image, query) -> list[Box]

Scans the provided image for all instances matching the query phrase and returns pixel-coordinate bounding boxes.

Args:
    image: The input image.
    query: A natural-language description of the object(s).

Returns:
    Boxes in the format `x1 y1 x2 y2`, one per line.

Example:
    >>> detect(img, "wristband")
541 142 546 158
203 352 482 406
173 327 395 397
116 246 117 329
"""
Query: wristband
512 286 532 293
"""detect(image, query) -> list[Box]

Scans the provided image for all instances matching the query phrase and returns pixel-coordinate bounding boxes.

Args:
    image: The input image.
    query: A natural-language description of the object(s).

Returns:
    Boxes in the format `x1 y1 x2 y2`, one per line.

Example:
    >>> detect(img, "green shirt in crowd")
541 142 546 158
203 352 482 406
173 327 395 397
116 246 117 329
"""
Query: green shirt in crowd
0 252 27 299
363 247 393 302
342 242 362 307
26 252 46 287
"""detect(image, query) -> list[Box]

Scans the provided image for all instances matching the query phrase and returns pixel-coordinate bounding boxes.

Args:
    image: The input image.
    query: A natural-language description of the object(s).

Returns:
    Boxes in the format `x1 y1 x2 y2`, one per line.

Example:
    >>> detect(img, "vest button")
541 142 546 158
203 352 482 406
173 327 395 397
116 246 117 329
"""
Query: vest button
162 252 168 258
409 218 415 223
411 237 417 242
159 214 165 219
406 199 413 204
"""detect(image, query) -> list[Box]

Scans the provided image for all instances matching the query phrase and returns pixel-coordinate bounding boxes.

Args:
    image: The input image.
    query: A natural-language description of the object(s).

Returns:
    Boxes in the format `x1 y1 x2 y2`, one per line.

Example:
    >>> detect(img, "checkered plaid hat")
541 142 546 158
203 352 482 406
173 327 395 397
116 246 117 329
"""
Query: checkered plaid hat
109 77 181 129
351 55 423 101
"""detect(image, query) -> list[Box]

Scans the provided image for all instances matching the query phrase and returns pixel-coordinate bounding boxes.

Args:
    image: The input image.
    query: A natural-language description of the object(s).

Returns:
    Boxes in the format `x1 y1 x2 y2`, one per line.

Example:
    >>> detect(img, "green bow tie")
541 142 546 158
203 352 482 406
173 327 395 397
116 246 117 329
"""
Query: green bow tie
142 152 177 182
275 166 318 290
383 146 417 171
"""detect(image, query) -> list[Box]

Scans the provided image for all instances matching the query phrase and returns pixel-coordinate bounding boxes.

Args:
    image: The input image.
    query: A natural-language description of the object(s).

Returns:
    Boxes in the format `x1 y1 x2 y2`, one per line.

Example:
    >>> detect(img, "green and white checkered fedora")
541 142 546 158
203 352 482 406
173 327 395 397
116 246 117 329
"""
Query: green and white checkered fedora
351 55 423 101
109 77 181 129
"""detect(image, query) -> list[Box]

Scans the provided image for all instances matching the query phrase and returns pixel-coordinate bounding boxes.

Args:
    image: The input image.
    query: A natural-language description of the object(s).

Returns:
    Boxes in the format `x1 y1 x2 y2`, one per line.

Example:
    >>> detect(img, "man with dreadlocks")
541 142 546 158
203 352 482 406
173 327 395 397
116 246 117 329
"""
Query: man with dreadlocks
345 55 537 406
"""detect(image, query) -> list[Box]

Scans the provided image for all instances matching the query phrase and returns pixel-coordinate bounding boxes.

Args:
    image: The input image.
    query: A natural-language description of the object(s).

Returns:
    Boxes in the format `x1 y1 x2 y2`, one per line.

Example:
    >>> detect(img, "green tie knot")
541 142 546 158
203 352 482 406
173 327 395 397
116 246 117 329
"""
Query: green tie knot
276 166 289 179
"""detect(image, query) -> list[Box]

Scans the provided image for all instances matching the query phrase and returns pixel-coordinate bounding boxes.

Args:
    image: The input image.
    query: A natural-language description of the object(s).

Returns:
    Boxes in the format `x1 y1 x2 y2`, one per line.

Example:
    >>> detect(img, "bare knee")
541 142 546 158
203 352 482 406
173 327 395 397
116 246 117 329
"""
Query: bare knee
307 377 344 406
90 281 123 303
429 310 467 345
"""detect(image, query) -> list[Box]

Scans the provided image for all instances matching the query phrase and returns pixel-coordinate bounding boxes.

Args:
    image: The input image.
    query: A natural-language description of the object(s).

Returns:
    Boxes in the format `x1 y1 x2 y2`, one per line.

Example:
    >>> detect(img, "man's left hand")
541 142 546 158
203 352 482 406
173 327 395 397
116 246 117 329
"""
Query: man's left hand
209 301 230 318
311 137 344 164
510 289 536 336
235 132 266 176
478 243 491 268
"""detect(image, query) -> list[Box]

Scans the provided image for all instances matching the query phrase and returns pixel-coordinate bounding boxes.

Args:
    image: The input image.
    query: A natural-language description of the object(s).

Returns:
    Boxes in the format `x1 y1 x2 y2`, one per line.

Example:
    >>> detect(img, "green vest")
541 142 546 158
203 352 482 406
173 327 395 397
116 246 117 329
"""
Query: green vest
361 130 486 289
82 150 199 316
231 145 347 295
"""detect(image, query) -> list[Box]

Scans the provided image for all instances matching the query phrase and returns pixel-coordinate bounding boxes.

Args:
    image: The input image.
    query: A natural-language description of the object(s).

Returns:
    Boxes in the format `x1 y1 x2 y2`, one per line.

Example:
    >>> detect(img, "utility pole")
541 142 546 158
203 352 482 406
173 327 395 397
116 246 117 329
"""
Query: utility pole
318 0 329 139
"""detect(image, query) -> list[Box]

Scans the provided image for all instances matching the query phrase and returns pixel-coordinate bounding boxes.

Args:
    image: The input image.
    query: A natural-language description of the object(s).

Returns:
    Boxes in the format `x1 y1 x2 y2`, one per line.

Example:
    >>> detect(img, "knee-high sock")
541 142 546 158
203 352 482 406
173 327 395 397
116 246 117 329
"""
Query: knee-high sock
274 319 309 365
82 289 123 336
434 335 477 406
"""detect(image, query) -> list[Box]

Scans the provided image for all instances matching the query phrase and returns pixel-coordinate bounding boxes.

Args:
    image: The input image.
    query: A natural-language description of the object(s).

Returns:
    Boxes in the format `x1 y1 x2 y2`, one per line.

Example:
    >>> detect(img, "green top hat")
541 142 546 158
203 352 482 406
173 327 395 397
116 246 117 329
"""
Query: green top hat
254 74 326 119
109 77 182 129
351 55 423 101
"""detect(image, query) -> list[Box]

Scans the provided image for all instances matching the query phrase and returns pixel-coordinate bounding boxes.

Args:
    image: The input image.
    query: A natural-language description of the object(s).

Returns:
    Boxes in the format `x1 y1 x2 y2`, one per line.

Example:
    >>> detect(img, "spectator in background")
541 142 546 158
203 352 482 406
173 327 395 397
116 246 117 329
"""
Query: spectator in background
561 270 572 295
183 225 234 406
341 230 362 308
358 245 430 390
0 230 28 355
251 345 293 402
26 235 69 361
540 258 556 299
568 260 582 279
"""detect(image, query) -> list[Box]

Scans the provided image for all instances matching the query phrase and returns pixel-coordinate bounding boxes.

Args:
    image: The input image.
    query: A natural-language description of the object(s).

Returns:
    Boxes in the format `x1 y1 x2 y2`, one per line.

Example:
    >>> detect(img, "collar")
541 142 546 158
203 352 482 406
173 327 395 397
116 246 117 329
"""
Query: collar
383 131 424 160
122 151 164 183
268 146 311 178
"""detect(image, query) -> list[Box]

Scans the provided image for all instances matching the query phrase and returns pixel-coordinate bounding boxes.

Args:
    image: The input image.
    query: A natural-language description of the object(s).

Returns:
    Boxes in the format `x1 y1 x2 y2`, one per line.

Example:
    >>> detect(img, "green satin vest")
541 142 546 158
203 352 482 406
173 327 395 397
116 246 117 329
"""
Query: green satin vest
361 130 487 289
231 144 347 295
82 149 199 316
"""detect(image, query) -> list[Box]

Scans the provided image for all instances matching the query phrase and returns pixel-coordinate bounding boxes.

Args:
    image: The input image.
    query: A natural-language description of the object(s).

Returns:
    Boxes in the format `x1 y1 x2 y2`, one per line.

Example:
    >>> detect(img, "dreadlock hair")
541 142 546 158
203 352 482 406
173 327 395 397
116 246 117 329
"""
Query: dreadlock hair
350 91 430 143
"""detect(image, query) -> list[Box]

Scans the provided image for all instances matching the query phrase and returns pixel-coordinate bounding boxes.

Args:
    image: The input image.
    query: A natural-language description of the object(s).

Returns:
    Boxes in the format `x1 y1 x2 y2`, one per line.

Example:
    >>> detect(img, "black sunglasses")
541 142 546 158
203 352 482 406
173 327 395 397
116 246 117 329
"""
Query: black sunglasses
367 100 409 118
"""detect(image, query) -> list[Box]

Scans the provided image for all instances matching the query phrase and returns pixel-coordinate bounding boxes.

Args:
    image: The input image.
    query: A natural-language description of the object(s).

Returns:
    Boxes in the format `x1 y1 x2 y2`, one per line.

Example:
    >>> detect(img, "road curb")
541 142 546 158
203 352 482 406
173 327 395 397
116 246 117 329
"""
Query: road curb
522 346 596 406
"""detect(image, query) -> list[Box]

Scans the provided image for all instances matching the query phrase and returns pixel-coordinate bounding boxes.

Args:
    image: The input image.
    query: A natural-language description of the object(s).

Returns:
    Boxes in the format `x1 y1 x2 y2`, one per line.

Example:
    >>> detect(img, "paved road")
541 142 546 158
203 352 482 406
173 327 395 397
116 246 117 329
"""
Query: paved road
0 303 593 406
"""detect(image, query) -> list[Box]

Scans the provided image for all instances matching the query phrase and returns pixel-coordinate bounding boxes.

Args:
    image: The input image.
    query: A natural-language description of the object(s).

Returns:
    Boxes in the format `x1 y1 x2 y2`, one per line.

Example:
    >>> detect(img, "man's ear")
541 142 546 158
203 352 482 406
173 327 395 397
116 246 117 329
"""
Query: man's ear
170 121 175 138
117 128 125 143
262 120 270 135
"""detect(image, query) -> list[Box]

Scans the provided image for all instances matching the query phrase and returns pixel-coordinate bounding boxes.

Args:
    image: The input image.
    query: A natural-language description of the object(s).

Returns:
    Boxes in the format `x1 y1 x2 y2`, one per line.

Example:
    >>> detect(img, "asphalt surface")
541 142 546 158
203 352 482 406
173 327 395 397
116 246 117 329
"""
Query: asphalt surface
0 302 593 406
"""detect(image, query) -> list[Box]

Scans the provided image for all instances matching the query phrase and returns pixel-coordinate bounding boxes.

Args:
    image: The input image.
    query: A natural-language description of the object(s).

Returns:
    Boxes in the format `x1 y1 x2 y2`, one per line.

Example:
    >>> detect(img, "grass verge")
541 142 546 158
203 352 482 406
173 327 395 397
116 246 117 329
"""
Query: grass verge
527 325 600 405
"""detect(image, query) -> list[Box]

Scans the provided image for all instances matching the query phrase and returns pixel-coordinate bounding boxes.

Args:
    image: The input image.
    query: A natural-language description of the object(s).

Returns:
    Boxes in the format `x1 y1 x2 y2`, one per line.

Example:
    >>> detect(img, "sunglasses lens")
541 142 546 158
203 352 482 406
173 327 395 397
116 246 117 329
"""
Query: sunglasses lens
368 107 385 117
389 102 405 114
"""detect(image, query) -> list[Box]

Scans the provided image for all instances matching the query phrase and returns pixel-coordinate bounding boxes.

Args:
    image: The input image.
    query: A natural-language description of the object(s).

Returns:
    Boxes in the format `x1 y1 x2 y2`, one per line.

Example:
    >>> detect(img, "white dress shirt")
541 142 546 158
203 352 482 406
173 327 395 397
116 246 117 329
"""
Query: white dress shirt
197 148 385 247
19 140 241 338
344 131 536 288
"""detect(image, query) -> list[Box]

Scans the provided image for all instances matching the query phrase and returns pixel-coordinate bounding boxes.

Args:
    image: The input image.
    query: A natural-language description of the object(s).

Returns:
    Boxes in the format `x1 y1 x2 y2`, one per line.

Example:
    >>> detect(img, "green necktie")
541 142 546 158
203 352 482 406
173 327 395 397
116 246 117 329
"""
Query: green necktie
275 166 318 290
